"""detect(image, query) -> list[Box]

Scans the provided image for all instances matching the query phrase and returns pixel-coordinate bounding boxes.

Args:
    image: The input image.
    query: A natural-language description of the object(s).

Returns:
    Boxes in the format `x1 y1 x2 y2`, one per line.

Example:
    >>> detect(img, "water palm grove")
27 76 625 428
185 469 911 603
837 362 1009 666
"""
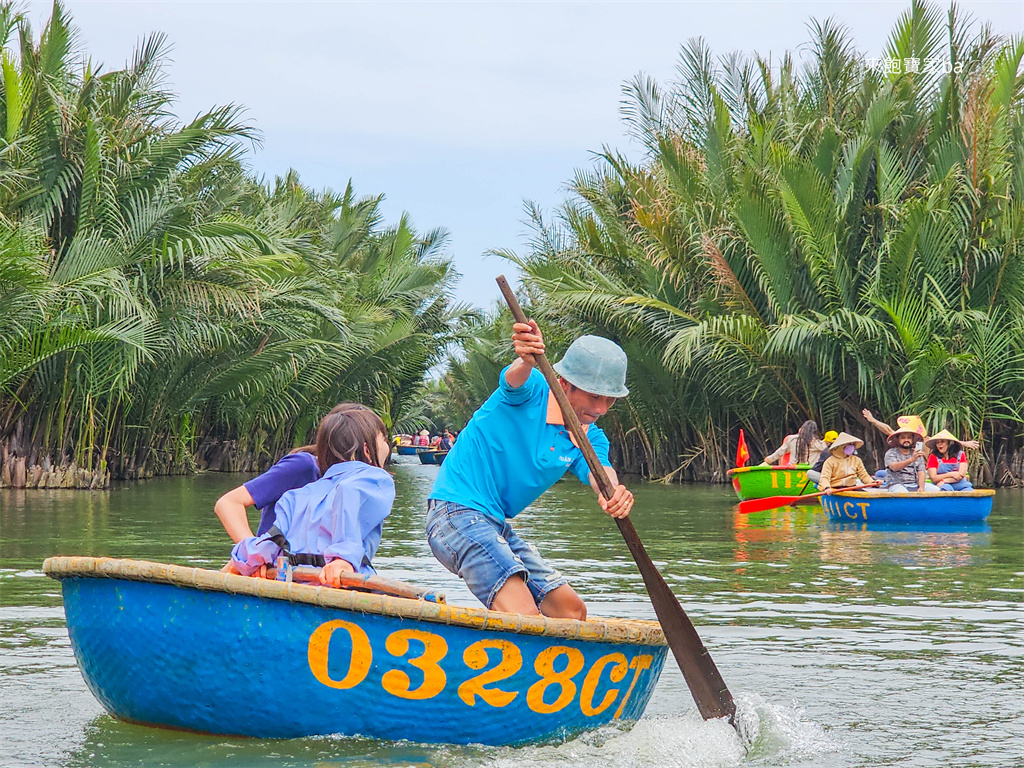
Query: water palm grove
2 1 1022 489
0 3 464 487
454 1 1024 486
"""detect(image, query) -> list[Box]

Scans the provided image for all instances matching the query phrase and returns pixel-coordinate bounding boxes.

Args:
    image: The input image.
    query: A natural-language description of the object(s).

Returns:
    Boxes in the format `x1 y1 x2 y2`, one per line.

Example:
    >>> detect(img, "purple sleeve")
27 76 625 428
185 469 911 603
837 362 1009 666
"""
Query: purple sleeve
244 452 318 511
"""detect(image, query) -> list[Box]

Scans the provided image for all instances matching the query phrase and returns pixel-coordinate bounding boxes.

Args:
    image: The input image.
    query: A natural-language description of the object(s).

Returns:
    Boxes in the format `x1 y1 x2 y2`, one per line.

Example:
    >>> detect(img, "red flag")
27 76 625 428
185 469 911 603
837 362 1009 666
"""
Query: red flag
736 428 750 468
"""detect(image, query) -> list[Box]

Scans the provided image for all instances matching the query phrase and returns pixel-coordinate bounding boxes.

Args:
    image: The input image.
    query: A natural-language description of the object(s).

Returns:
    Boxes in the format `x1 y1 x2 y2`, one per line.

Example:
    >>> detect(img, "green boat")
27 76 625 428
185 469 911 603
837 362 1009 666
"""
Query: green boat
727 465 813 500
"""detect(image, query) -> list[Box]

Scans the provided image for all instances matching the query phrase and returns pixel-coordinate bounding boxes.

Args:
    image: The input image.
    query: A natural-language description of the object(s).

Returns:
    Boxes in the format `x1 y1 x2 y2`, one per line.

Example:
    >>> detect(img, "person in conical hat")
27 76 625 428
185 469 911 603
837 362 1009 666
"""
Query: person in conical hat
425 317 633 620
925 430 973 491
818 432 880 493
882 415 938 492
862 409 981 452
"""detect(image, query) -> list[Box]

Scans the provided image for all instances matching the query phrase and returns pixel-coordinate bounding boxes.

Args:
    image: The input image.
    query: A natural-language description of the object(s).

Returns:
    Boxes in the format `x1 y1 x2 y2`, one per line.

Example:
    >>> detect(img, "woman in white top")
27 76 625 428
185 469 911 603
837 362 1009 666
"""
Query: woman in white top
761 420 827 466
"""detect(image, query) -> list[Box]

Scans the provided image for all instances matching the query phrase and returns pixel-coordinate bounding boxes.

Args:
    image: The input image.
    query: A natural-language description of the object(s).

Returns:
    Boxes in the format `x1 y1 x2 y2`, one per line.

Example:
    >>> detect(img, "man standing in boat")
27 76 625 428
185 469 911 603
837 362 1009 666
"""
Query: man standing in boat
426 320 634 620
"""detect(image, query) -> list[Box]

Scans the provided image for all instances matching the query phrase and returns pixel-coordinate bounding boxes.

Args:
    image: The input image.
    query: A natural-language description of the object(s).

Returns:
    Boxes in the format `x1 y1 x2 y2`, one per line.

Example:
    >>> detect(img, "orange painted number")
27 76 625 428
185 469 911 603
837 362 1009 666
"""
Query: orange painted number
613 654 653 719
579 653 629 717
458 639 522 707
308 619 372 690
526 646 585 714
381 629 448 700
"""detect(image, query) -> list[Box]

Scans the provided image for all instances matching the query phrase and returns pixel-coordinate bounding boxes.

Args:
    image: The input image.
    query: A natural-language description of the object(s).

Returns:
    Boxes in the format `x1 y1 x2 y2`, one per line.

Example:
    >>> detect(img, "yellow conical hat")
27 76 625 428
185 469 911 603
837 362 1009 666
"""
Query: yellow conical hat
887 415 927 446
925 429 962 451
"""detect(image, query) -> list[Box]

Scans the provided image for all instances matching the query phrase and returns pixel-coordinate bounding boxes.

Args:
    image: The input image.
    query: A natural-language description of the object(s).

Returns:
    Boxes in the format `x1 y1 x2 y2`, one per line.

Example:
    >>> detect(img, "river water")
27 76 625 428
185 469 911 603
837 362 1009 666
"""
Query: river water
1 459 1021 767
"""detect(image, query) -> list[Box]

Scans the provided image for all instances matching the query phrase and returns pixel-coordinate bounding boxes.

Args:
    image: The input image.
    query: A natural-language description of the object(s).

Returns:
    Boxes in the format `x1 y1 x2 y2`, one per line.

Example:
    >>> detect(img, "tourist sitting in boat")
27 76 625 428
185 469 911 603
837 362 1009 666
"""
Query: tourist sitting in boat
229 405 395 587
862 409 980 452
881 416 938 493
214 402 366 544
426 323 633 620
926 430 973 491
413 430 430 447
438 430 451 450
818 432 880 493
805 430 839 485
760 420 826 466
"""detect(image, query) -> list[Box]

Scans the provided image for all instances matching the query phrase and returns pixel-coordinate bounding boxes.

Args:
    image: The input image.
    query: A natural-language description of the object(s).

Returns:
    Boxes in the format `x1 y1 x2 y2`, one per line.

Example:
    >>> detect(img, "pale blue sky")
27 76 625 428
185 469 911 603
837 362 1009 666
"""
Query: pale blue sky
27 1 1024 307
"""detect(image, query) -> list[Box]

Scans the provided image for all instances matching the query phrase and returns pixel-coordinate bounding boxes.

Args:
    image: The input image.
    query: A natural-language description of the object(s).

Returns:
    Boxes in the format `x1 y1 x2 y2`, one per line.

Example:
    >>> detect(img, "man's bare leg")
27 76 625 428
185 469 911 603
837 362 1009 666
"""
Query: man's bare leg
491 579 587 620
539 584 586 621
491 575 541 615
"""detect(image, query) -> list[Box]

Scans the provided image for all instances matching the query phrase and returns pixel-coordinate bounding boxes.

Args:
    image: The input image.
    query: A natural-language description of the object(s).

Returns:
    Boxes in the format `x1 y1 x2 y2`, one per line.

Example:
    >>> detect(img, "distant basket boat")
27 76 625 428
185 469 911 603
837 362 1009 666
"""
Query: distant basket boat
821 489 995 524
44 557 667 745
726 465 812 500
418 450 448 465
395 444 430 456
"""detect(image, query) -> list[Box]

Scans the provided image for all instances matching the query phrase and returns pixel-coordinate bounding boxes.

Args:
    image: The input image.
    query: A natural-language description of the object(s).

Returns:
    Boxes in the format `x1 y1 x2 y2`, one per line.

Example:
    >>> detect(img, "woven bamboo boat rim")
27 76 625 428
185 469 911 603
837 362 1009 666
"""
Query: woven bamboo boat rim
829 489 995 499
727 465 808 476
43 556 666 646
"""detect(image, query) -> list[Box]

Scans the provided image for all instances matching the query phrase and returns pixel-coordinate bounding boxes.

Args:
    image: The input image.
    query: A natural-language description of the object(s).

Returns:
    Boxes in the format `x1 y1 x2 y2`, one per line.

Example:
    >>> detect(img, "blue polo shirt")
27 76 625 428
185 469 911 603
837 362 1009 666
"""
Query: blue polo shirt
429 366 612 522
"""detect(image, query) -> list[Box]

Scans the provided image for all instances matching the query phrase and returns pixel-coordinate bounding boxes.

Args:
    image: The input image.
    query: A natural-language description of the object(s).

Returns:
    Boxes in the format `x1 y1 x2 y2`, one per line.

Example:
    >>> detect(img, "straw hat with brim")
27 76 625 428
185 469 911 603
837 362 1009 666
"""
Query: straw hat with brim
552 335 629 398
886 414 928 447
829 432 864 457
925 429 962 452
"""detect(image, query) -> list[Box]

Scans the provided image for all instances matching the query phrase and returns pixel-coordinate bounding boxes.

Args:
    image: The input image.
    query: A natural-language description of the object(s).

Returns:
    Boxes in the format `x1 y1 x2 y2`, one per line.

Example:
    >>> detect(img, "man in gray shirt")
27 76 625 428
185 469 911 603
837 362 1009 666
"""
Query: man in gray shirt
883 415 936 492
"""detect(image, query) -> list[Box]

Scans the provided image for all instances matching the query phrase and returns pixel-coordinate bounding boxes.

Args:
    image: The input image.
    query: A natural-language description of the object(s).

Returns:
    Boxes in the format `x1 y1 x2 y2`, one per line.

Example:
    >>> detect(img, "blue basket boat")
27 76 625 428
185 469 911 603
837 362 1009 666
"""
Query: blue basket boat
418 450 448 465
395 445 427 456
44 557 667 745
820 489 994 524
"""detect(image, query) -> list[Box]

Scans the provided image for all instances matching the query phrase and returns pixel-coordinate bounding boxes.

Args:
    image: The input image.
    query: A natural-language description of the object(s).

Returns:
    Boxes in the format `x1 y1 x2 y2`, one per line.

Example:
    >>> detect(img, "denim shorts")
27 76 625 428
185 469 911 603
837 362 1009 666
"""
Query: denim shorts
426 499 567 609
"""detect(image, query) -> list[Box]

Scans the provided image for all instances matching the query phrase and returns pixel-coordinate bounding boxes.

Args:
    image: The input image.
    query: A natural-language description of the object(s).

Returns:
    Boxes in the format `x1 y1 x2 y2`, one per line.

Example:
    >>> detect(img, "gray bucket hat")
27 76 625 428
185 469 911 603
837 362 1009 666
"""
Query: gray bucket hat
552 335 629 398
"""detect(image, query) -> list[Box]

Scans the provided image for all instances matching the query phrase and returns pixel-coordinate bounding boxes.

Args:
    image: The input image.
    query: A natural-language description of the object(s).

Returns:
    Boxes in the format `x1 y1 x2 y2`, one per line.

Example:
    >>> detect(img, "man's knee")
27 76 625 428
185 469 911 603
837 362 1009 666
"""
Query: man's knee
540 586 587 621
491 573 540 615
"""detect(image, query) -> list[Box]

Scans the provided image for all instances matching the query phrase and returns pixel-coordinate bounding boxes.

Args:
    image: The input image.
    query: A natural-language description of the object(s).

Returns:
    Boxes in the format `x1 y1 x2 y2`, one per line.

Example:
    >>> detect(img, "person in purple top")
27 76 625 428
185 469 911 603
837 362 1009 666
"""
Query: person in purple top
214 403 357 543
230 404 394 587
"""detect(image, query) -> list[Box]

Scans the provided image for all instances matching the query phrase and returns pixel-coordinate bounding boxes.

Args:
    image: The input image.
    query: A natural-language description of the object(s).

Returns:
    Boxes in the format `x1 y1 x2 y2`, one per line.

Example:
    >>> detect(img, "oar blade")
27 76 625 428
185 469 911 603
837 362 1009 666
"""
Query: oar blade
738 495 803 514
618 517 736 721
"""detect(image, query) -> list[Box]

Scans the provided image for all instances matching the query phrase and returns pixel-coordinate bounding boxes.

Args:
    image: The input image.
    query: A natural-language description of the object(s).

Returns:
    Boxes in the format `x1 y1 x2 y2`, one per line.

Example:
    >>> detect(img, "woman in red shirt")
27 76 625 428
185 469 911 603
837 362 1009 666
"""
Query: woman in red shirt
926 430 973 491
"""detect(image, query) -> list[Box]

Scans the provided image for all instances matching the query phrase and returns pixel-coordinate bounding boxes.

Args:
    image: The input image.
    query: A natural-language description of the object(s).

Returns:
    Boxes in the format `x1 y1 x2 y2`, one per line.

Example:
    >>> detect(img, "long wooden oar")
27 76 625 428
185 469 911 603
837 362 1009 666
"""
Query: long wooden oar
496 275 736 724
266 567 445 603
738 482 877 515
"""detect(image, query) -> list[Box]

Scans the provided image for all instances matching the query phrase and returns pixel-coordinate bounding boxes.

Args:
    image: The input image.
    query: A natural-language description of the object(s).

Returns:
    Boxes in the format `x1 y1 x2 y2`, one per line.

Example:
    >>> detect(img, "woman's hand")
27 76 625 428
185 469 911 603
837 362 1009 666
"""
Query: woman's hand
599 484 634 519
320 558 356 588
512 320 545 366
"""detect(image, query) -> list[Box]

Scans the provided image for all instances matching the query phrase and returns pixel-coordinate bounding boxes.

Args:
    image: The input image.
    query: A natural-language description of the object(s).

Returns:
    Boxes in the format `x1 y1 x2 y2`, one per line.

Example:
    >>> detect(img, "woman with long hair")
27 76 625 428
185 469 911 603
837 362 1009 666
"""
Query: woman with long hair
761 419 826 466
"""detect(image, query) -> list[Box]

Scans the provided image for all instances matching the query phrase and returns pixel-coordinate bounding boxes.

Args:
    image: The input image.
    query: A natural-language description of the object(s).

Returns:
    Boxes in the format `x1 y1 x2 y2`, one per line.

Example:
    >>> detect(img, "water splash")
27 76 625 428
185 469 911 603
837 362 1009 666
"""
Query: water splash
735 693 842 764
423 694 838 768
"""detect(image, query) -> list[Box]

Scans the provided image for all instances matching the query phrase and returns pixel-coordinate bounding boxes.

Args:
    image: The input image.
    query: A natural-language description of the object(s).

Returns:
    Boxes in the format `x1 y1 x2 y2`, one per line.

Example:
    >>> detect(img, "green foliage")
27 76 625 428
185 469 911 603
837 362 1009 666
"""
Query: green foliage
0 2 464 477
446 1 1024 484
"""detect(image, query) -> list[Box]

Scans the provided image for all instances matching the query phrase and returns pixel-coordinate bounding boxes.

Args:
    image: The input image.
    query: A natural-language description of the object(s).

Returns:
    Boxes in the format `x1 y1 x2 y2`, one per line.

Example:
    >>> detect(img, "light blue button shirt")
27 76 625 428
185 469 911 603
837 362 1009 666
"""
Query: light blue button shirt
232 461 394 576
429 366 611 522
